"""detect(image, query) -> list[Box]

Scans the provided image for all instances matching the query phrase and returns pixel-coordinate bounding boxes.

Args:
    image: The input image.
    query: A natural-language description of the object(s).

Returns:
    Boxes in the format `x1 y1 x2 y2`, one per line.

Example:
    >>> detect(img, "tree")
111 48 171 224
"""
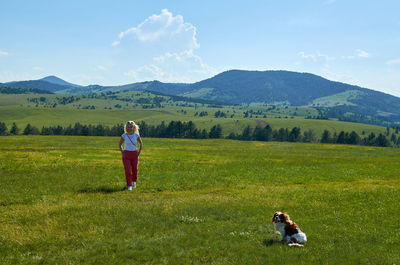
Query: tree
303 129 316 143
348 131 361 145
0 122 8 136
390 133 397 143
209 125 222 139
252 126 263 141
240 126 252 140
396 136 400 146
227 132 237 140
253 125 272 141
10 122 19 135
184 121 197 138
23 124 40 135
274 128 288 142
288 127 301 142
375 133 391 147
365 132 376 146
200 129 208 139
336 131 346 144
321 130 331 143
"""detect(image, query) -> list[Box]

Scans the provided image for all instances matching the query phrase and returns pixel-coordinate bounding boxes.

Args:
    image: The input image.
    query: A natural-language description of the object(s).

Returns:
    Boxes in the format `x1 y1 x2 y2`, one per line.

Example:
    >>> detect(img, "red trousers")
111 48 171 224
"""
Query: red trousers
122 150 139 186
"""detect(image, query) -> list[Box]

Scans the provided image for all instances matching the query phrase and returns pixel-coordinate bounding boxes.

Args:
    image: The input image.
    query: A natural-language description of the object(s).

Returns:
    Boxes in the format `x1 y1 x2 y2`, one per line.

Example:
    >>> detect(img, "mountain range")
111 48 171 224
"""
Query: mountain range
2 70 400 123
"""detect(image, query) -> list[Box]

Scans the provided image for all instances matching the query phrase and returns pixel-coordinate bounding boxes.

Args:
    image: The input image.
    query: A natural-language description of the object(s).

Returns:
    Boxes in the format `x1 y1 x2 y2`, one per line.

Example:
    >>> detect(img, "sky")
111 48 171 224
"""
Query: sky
1 0 400 96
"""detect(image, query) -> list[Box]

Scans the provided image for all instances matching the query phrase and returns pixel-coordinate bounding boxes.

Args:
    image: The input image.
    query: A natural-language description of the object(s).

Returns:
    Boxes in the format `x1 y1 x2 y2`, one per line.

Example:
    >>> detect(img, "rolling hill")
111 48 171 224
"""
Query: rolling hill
3 70 400 123
3 80 72 93
40 75 82 88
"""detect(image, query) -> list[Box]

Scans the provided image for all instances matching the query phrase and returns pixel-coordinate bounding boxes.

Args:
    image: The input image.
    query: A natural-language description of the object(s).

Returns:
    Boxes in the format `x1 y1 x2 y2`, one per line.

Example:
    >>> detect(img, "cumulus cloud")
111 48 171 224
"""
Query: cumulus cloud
124 65 165 81
386 58 400 65
125 50 216 83
0 50 9 56
32 66 42 71
96 65 108 71
356 49 370 58
298 51 335 62
113 9 199 51
342 49 371 59
111 41 120 46
113 9 215 83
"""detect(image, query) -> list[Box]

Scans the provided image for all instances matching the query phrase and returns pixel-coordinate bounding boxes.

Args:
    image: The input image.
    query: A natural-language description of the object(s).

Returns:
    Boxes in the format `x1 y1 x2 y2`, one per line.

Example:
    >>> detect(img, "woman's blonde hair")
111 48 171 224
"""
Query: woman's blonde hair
124 121 139 134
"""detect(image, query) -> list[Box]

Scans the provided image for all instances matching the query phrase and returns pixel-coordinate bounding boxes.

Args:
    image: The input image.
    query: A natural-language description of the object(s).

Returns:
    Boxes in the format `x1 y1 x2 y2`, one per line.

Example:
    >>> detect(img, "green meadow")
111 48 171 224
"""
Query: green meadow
1 136 399 264
0 92 391 138
0 105 387 137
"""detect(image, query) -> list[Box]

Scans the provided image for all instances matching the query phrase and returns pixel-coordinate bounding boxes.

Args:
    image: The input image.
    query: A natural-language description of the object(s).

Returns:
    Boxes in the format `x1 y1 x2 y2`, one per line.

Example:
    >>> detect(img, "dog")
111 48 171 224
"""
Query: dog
272 211 307 247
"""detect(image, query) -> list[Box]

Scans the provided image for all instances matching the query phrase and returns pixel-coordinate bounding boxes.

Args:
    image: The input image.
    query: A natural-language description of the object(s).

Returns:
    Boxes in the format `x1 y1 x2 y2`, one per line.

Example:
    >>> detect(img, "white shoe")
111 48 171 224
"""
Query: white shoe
127 186 132 191
133 182 136 188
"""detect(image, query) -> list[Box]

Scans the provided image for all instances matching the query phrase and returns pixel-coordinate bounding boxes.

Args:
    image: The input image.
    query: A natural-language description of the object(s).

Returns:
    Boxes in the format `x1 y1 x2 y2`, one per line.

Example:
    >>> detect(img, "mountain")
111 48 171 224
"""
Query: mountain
0 86 53 94
4 80 73 93
180 70 355 105
40 76 82 88
3 70 400 123
3 76 82 92
177 70 400 122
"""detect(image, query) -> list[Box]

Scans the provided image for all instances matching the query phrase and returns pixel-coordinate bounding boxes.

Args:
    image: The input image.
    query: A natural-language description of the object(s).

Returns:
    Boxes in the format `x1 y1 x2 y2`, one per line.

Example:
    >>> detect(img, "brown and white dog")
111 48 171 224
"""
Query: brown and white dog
272 212 307 246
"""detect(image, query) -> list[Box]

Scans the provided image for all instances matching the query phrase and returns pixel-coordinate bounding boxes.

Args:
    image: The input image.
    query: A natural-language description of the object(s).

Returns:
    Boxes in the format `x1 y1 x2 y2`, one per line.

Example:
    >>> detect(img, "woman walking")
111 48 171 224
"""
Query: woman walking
119 121 142 190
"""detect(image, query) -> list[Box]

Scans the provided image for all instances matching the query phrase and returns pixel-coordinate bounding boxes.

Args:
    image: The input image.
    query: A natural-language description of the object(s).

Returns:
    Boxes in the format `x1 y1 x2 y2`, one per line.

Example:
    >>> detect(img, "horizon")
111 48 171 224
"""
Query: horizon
3 68 400 99
1 1 400 96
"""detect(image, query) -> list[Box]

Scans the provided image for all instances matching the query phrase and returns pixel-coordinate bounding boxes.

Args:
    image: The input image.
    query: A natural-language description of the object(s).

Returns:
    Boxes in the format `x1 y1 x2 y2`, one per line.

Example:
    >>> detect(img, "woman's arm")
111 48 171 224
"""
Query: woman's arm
137 136 143 156
119 136 125 157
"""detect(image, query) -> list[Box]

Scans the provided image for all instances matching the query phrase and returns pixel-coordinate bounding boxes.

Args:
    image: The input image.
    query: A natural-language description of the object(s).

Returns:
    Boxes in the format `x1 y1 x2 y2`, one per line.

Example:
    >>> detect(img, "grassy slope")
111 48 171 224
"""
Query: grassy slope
310 90 364 107
0 104 387 137
0 136 399 264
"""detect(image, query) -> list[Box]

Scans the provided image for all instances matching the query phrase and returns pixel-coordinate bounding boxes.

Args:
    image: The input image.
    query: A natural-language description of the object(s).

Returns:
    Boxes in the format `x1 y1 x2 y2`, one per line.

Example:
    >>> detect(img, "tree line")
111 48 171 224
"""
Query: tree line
0 121 394 147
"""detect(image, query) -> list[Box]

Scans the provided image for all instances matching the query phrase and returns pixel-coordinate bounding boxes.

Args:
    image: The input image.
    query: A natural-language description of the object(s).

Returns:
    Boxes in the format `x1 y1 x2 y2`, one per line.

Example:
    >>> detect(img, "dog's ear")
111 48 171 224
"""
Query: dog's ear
272 212 279 223
282 212 290 221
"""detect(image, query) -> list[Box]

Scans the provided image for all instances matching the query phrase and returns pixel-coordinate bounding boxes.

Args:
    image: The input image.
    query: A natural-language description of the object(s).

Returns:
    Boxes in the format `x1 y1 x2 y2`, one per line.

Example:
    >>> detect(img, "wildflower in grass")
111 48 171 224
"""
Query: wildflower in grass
229 231 252 237
180 215 204 223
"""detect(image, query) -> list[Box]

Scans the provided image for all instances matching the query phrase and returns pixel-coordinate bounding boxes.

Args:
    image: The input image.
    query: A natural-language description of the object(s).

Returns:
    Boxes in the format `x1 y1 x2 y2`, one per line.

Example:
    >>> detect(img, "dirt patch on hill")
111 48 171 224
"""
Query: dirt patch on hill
254 119 267 128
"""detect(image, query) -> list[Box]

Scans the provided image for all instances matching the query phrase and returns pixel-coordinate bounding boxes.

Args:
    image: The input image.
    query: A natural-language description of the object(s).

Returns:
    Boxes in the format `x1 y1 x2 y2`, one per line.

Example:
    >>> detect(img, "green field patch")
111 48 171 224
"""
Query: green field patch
311 90 365 107
0 136 399 264
181 87 214 98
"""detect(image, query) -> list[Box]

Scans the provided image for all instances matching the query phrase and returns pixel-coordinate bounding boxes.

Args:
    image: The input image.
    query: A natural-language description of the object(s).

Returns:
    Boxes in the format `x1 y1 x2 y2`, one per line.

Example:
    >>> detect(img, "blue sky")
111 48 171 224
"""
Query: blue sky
1 0 400 96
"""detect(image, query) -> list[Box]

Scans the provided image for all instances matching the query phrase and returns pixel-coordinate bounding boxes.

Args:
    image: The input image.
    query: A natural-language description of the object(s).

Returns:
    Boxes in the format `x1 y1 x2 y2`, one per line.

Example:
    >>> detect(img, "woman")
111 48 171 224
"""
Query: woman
119 121 142 190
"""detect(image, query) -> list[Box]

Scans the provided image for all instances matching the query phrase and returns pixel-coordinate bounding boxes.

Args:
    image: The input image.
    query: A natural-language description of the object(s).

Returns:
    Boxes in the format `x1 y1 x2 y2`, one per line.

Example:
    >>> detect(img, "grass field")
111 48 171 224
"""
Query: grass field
1 92 391 137
0 104 388 138
0 136 399 264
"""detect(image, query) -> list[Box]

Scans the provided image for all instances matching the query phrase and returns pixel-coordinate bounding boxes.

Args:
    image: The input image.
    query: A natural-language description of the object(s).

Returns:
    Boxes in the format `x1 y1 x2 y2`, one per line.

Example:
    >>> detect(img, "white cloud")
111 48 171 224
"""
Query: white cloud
111 41 120 46
124 65 165 81
124 50 217 83
0 50 9 56
33 66 42 71
356 49 370 58
386 58 400 65
113 9 214 83
298 51 335 62
342 49 371 59
113 9 199 50
96 65 108 71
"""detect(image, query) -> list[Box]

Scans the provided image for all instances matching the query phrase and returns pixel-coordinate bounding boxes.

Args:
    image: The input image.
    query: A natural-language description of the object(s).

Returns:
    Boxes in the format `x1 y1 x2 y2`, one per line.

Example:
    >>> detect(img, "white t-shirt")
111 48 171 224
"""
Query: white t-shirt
122 132 139 151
